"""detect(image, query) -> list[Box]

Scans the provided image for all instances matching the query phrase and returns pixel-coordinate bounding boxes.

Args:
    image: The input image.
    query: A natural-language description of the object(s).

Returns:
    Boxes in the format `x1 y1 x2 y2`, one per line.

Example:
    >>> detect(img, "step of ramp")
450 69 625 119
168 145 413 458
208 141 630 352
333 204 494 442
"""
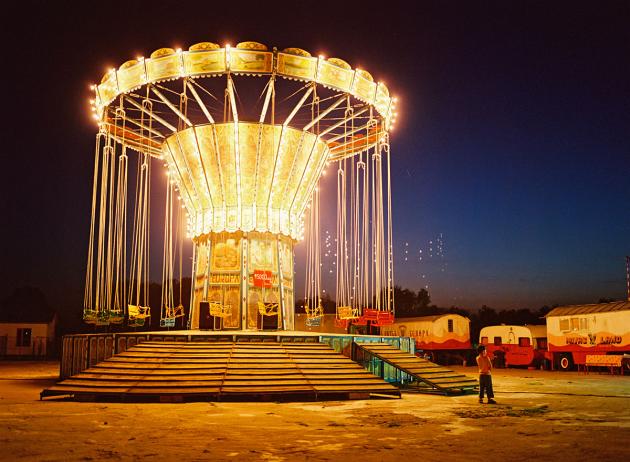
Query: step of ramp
356 342 478 395
41 341 400 402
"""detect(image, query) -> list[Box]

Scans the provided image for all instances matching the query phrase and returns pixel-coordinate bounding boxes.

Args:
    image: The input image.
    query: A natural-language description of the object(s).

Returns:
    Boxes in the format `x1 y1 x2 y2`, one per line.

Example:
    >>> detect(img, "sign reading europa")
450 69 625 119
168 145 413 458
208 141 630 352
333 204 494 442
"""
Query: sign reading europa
210 274 240 285
253 270 273 288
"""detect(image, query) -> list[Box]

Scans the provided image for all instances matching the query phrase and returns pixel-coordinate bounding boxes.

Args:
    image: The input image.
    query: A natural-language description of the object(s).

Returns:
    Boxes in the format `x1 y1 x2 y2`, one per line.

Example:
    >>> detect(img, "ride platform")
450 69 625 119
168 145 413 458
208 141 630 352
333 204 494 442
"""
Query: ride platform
41 331 409 402
355 342 478 395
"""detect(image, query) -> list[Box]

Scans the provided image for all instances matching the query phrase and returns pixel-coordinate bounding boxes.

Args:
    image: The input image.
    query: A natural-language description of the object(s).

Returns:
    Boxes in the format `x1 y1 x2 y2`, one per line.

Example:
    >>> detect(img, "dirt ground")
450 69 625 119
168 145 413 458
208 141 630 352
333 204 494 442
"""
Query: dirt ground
1 362 629 461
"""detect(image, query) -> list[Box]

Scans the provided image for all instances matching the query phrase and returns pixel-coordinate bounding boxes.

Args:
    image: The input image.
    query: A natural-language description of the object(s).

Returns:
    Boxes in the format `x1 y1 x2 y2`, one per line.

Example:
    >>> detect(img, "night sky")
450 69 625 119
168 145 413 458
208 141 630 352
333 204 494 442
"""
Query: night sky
1 1 629 318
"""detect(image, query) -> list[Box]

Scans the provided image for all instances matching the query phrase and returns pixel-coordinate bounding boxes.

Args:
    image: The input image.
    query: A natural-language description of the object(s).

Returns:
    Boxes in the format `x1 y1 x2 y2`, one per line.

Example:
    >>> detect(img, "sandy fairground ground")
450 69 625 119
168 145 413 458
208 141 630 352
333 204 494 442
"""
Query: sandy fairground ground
0 361 629 462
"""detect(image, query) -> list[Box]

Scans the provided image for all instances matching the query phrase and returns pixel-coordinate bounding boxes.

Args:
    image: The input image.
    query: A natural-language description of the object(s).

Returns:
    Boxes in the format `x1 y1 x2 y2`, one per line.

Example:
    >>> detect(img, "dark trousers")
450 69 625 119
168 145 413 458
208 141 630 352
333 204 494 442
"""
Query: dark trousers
479 374 494 399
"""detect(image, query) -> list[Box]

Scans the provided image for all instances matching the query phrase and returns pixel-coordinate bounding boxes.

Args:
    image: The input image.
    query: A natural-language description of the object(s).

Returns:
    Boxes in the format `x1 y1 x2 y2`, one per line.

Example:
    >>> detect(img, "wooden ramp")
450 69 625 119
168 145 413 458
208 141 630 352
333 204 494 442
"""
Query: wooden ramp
41 341 400 402
356 342 478 395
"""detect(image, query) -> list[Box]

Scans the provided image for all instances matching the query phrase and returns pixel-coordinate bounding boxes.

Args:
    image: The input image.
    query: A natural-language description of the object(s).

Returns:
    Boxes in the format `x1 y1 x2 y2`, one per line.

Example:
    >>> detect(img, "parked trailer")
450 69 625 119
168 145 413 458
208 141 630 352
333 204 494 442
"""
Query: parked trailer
479 325 547 368
544 301 630 371
380 314 471 364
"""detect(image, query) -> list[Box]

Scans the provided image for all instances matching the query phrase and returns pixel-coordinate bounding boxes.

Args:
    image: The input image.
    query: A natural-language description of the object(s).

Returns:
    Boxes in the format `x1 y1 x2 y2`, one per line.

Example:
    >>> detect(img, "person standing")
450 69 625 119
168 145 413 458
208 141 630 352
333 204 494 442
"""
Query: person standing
476 345 496 404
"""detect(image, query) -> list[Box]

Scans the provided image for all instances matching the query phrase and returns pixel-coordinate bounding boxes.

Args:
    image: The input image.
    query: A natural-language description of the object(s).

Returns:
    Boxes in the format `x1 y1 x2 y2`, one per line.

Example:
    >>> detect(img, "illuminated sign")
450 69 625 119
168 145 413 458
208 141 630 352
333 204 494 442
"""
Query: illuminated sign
253 270 273 288
210 274 240 285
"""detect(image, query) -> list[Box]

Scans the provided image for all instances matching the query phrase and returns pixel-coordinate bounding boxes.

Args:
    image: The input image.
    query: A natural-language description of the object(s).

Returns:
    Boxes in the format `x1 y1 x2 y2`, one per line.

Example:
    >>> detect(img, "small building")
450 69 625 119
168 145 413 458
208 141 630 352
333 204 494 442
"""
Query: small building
544 301 630 369
479 324 547 367
0 287 57 358
381 314 471 363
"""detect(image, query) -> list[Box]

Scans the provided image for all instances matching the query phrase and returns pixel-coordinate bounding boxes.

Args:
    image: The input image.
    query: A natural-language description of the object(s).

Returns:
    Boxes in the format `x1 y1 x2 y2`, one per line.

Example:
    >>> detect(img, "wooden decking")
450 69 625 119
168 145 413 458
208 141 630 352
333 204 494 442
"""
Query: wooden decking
356 342 478 394
41 341 400 402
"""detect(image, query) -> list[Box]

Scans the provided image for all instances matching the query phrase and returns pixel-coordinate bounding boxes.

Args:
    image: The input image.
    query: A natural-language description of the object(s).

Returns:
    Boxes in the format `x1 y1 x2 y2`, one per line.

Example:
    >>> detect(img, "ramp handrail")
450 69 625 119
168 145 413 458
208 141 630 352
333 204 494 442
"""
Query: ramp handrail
354 342 477 395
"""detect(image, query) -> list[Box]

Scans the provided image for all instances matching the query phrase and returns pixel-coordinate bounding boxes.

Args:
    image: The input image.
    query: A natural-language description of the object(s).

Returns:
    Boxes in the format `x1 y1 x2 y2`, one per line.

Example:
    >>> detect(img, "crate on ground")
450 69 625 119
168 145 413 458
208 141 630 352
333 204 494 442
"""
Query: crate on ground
581 354 623 375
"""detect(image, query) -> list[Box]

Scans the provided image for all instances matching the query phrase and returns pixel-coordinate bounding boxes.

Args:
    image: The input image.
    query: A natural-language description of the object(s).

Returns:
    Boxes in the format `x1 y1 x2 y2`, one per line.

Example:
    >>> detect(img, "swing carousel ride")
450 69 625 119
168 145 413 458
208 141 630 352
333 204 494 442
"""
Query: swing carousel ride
83 41 398 332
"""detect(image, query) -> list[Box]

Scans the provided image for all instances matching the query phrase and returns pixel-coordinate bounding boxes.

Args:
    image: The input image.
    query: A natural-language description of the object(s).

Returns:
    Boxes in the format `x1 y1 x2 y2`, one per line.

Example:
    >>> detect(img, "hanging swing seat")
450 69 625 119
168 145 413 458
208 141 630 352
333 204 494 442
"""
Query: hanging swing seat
107 311 125 324
258 301 279 316
305 303 324 328
166 304 185 318
82 310 97 324
160 318 176 328
363 308 395 325
337 306 359 320
160 304 185 327
128 304 151 320
128 305 150 328
363 308 379 321
305 316 322 327
373 313 394 326
304 304 324 319
208 302 232 317
352 315 368 326
335 306 359 329
128 317 147 328
83 310 110 326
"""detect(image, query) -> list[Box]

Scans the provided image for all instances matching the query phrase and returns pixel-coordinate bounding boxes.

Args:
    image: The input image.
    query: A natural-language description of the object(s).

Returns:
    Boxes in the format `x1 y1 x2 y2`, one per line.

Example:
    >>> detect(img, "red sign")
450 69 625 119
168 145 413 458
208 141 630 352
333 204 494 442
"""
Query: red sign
253 270 273 288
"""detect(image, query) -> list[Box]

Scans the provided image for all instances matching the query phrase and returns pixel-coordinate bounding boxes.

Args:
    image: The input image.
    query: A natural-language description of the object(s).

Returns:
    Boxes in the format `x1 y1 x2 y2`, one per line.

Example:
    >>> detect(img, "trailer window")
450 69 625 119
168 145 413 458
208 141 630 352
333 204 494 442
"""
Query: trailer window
559 318 570 331
16 328 32 347
493 337 502 346
571 318 580 331
579 318 588 330
518 337 530 347
480 337 488 345
447 319 453 333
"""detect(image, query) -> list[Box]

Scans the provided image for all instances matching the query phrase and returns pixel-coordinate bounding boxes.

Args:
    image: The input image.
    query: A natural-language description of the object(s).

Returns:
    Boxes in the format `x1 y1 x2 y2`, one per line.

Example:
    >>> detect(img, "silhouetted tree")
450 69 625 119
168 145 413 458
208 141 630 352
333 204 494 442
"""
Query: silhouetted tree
0 287 55 322
393 286 434 317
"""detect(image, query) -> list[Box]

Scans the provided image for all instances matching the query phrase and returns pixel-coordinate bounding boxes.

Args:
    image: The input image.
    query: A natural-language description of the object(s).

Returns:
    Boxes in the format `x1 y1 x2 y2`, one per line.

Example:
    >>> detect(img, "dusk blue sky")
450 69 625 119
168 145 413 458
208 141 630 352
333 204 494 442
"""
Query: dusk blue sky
1 1 629 315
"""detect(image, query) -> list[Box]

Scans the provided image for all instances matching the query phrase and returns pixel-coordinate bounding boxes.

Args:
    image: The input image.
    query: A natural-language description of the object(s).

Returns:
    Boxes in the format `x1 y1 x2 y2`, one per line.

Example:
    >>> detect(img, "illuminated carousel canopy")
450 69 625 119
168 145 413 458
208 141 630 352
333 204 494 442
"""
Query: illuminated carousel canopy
90 41 397 240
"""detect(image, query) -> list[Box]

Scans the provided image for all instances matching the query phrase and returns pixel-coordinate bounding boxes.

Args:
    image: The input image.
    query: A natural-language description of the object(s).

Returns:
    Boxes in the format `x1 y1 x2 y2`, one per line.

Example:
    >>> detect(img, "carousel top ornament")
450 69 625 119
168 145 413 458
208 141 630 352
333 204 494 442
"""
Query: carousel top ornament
91 41 396 133
89 41 397 241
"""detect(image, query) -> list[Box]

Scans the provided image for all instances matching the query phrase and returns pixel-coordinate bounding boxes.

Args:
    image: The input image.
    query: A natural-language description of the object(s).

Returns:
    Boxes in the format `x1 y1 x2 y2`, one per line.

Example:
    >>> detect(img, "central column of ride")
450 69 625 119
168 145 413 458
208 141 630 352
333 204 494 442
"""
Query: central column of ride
162 122 330 330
